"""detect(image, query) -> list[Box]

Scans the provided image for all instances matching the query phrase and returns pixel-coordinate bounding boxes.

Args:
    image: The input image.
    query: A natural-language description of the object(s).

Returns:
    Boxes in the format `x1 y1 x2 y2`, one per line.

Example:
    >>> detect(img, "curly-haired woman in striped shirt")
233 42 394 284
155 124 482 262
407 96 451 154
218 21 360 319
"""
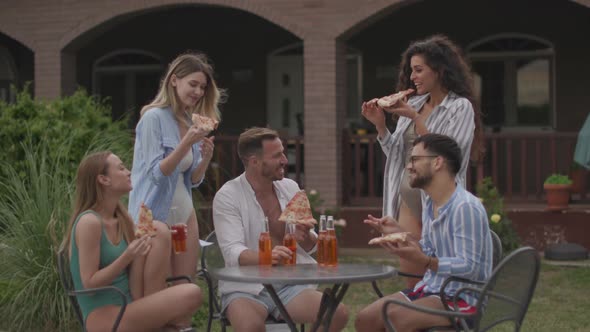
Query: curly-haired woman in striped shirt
361 34 485 288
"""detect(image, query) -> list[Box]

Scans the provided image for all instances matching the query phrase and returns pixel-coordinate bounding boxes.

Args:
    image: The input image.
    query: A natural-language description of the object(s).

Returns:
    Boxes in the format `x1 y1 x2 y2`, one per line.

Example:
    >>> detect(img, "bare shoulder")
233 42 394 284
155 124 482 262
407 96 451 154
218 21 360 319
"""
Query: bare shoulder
75 213 102 235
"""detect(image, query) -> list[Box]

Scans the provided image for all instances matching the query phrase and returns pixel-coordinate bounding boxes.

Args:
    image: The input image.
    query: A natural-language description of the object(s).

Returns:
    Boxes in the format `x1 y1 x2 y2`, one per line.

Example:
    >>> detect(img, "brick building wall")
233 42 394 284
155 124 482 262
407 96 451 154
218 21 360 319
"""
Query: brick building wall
1 0 590 207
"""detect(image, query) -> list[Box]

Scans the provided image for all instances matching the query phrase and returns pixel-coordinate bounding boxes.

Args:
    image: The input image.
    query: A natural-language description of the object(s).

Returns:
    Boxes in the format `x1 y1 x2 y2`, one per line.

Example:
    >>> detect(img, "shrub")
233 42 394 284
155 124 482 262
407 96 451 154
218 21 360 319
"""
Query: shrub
0 87 132 180
476 177 520 253
544 174 572 185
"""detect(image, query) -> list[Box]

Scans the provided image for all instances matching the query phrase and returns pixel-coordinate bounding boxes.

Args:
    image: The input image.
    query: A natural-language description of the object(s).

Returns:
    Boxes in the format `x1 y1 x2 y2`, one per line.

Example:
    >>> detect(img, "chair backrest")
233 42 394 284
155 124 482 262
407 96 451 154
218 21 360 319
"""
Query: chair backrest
202 231 225 270
490 230 503 268
57 248 85 330
473 247 540 332
201 230 226 331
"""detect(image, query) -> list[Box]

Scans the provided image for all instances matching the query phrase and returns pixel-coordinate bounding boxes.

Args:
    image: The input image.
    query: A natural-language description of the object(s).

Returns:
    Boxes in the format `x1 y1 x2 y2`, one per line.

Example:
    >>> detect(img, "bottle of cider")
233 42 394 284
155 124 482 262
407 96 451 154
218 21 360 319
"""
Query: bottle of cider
325 215 338 267
283 223 297 265
259 217 272 266
317 215 327 267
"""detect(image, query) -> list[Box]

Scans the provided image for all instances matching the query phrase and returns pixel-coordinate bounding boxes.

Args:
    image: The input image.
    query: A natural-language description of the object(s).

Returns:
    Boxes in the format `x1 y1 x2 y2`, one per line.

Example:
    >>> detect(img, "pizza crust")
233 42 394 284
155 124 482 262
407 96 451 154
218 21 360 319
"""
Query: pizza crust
278 190 317 226
376 89 415 108
135 203 157 238
368 232 410 245
192 113 219 133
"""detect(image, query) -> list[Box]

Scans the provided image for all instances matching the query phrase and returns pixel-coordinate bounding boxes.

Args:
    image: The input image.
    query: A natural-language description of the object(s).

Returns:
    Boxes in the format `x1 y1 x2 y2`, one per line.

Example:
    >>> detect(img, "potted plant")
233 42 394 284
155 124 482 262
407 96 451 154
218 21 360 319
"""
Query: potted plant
544 174 572 211
569 162 588 196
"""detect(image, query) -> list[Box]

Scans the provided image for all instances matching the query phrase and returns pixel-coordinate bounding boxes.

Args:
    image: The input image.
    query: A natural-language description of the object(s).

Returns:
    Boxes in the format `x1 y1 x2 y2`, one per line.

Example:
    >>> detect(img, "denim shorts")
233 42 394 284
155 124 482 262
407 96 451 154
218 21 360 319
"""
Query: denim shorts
221 285 311 320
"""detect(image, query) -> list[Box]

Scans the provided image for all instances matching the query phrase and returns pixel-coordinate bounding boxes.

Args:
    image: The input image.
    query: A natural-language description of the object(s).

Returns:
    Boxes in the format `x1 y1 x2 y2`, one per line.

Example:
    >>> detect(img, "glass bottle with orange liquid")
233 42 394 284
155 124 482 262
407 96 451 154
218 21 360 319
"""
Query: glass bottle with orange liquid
259 217 272 266
283 223 297 265
325 215 338 267
317 215 327 267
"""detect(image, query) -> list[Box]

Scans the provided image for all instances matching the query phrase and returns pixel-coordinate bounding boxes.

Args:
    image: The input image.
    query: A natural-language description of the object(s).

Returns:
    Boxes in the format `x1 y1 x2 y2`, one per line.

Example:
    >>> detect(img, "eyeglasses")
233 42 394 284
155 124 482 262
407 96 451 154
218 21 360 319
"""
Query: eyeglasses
409 155 439 166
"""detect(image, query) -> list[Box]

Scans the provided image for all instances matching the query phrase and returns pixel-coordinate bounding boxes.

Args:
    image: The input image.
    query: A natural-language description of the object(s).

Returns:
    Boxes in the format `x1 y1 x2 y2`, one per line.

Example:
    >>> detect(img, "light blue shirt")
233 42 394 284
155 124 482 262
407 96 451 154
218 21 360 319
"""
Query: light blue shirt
416 185 493 306
128 107 203 223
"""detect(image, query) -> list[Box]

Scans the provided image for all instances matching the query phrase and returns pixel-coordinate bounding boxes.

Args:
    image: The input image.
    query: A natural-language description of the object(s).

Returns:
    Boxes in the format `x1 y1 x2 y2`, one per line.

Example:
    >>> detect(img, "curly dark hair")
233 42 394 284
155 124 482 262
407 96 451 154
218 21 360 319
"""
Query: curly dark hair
396 34 485 163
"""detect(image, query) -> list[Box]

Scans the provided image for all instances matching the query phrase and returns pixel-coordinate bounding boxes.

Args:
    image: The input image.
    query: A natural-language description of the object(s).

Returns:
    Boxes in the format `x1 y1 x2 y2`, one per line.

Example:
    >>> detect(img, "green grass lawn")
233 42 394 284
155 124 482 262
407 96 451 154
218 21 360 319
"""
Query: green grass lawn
194 253 590 332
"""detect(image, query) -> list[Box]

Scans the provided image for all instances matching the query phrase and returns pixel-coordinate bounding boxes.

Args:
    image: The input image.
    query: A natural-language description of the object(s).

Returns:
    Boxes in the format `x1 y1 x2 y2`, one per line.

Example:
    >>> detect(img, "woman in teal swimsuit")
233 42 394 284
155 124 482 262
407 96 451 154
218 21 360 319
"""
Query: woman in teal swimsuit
61 151 202 331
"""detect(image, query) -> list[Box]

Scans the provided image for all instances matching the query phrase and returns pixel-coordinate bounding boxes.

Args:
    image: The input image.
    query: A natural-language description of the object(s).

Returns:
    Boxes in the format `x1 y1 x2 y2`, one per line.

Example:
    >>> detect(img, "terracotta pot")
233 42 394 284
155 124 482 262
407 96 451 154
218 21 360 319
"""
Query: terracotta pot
570 169 588 194
544 183 571 211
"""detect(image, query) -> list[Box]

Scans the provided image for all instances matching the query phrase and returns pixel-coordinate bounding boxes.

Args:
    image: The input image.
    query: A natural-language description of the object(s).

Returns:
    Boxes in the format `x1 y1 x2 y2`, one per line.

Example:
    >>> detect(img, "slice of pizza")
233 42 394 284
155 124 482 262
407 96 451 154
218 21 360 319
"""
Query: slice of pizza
376 88 415 108
368 232 410 245
192 113 219 133
278 190 317 226
135 203 158 238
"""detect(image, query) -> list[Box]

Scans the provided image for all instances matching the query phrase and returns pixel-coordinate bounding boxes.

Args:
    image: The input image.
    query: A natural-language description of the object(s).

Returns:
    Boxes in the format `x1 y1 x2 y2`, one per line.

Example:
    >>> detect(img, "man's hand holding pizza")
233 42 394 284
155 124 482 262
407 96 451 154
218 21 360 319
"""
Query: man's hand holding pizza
383 239 434 272
363 214 405 235
278 190 318 251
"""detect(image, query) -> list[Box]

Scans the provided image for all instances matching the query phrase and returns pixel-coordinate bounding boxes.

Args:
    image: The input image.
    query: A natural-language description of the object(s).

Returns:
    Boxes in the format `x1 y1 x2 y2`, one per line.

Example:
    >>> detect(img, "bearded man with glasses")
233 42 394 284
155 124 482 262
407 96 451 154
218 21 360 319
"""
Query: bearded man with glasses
355 133 493 331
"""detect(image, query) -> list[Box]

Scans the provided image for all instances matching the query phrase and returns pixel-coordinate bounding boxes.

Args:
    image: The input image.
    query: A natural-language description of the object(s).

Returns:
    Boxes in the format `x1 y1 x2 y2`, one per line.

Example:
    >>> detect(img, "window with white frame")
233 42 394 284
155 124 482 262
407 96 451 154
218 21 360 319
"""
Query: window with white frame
468 34 554 131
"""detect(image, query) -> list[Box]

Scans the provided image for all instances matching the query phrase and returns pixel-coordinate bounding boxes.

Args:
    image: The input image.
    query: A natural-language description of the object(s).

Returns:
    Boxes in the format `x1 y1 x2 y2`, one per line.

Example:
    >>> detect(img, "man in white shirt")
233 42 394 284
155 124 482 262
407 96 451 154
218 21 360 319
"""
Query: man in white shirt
213 127 349 332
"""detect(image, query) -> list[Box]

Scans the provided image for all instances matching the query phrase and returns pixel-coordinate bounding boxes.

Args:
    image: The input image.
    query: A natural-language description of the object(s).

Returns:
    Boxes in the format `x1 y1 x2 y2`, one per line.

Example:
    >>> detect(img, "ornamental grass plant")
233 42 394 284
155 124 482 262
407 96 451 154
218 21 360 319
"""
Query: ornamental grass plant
0 88 132 331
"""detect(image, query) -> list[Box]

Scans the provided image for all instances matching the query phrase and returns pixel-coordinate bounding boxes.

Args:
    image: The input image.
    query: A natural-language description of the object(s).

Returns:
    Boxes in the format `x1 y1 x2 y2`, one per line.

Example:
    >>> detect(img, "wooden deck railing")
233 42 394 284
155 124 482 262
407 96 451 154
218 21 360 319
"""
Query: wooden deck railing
201 132 586 206
342 131 586 206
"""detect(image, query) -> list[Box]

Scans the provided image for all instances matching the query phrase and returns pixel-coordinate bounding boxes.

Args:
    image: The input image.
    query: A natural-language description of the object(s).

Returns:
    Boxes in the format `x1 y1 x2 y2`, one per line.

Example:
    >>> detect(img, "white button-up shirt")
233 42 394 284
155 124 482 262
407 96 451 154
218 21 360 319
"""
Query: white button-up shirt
212 173 317 295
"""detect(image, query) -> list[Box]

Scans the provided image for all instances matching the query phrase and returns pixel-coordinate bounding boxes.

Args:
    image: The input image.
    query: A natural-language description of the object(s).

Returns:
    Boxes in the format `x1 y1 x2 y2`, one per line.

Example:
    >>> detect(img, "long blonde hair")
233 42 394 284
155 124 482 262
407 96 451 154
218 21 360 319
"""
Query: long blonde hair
61 151 135 255
141 52 225 125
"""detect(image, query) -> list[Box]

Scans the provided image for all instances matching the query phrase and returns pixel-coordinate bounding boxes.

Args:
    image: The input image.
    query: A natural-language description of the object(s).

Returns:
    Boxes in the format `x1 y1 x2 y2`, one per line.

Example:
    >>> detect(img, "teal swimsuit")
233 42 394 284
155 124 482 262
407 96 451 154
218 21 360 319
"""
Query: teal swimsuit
69 210 132 321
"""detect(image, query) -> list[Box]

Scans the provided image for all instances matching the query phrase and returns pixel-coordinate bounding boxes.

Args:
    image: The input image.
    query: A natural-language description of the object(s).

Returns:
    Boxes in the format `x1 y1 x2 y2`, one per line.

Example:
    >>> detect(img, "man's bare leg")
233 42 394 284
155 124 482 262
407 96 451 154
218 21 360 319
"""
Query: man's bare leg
355 292 451 332
285 289 349 332
225 298 269 332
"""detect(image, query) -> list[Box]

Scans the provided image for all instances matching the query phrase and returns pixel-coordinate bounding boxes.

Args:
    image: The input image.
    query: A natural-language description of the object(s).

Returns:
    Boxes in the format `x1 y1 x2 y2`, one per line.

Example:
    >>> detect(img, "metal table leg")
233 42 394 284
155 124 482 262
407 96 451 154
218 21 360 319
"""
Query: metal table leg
263 284 299 332
310 283 350 332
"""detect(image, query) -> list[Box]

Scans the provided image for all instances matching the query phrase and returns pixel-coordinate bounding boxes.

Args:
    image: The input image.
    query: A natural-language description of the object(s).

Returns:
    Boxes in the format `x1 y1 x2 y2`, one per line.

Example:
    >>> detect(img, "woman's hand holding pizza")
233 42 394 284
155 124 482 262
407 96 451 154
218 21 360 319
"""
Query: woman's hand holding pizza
181 124 208 147
361 98 386 127
124 234 152 262
200 136 215 160
382 99 418 120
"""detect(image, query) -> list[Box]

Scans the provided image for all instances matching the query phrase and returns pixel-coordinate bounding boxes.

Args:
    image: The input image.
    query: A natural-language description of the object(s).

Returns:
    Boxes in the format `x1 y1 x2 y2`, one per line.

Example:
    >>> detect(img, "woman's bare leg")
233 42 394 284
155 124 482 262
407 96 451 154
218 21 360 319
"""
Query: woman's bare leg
170 211 200 326
398 201 423 288
129 252 147 300
85 283 202 332
143 221 172 296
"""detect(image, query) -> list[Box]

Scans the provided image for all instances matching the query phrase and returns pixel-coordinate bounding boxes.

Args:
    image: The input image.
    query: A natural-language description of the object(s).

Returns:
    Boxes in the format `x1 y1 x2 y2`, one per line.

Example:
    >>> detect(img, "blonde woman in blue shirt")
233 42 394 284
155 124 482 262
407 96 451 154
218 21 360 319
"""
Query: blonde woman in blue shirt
362 35 484 288
129 53 224 309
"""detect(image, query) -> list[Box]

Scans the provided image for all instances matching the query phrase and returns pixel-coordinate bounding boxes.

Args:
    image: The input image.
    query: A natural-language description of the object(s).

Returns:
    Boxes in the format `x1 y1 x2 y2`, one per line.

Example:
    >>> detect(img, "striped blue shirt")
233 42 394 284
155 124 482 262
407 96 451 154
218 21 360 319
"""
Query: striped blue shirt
416 185 493 306
378 91 475 219
128 107 203 223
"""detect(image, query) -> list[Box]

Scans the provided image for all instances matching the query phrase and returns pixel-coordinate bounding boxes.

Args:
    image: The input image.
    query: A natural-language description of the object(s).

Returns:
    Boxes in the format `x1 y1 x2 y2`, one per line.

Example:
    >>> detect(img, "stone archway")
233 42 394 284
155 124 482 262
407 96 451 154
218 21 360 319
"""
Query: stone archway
59 0 306 51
